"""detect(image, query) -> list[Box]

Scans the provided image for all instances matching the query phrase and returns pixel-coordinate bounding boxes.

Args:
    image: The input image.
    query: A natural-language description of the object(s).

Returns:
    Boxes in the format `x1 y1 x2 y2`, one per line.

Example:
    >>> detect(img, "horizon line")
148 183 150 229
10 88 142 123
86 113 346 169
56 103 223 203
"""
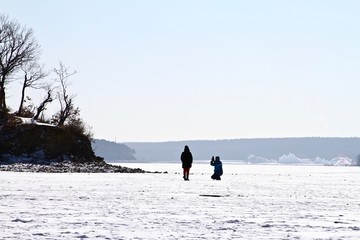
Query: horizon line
95 136 360 144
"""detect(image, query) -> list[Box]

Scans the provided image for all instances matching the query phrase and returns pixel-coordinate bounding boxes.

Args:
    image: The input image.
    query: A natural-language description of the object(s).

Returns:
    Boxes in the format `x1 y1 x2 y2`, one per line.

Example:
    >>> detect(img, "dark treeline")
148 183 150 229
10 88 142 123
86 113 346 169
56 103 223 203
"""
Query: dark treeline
92 139 136 161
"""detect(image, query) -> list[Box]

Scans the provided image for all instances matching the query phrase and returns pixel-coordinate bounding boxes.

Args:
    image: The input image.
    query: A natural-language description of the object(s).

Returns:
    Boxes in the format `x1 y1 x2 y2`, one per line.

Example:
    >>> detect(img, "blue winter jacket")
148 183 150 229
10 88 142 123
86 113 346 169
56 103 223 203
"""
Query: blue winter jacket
211 159 223 176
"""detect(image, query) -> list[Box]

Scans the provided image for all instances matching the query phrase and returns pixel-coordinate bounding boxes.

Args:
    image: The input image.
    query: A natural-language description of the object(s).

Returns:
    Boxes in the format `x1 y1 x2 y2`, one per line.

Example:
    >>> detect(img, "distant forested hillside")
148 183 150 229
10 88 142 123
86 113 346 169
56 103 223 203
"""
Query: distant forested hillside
92 139 136 161
123 138 360 163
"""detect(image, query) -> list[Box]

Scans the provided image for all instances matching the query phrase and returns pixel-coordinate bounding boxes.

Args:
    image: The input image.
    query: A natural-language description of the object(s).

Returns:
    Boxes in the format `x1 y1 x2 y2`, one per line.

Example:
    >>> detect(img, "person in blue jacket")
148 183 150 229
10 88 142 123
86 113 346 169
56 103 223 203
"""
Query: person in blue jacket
210 156 223 180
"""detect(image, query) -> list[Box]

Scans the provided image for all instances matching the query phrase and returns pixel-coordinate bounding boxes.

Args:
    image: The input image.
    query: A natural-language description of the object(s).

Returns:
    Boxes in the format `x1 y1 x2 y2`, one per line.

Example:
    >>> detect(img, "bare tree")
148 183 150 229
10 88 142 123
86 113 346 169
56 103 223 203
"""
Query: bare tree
17 62 47 116
0 14 40 111
52 62 77 127
33 84 54 121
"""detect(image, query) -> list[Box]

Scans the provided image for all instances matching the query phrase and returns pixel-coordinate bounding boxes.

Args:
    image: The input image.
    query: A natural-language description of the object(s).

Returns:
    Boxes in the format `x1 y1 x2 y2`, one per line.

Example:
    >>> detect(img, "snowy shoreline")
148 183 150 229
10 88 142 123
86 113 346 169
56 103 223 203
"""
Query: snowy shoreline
0 161 147 173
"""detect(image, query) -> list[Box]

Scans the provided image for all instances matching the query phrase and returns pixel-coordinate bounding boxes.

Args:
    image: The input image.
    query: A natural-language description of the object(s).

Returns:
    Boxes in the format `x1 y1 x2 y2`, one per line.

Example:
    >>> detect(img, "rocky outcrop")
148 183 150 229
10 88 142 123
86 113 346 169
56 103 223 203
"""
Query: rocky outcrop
0 123 97 164
0 118 146 173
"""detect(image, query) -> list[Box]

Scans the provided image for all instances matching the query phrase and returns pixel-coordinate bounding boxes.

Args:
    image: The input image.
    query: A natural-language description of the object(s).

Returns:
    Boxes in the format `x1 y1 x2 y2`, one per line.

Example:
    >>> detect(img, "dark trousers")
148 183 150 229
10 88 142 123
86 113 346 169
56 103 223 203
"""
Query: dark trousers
183 168 190 180
211 173 221 180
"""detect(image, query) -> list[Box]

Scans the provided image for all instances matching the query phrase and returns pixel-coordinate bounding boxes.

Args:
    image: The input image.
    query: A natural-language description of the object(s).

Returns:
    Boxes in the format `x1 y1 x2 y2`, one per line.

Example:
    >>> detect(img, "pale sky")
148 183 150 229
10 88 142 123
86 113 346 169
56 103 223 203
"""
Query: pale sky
2 0 360 142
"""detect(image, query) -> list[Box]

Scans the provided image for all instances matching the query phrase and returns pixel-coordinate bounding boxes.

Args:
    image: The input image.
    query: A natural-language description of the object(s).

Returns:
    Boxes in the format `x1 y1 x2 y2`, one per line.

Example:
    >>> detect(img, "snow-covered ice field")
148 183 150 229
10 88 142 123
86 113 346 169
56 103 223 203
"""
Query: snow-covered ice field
1 163 360 239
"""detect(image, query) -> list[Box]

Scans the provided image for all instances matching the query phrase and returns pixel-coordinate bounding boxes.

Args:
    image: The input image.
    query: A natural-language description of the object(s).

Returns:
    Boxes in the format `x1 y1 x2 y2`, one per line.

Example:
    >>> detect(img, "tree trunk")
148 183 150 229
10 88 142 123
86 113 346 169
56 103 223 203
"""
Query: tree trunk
34 90 52 120
17 80 27 116
0 77 6 110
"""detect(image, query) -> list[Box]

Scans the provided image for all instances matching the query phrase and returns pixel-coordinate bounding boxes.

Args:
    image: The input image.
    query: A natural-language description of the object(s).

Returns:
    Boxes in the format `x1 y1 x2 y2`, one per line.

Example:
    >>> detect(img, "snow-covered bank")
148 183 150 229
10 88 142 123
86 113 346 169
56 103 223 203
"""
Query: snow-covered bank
0 161 146 173
1 164 360 239
257 153 356 166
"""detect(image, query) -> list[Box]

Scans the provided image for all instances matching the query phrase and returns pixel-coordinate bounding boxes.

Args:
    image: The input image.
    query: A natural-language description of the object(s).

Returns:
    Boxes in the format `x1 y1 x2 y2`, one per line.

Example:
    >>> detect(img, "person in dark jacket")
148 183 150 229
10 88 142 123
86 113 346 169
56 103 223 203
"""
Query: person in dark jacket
210 156 223 180
181 145 193 181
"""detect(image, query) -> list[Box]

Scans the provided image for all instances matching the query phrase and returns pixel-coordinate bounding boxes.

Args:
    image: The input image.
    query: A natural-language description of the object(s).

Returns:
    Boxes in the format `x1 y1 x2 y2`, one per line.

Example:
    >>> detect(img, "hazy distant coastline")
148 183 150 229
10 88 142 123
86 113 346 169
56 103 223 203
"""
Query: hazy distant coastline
94 137 360 165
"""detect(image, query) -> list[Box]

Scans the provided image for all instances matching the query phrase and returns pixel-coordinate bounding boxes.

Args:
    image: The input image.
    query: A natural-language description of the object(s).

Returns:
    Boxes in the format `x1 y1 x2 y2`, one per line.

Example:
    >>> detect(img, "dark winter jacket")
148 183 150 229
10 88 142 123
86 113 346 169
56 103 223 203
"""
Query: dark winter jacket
211 158 223 176
181 146 193 168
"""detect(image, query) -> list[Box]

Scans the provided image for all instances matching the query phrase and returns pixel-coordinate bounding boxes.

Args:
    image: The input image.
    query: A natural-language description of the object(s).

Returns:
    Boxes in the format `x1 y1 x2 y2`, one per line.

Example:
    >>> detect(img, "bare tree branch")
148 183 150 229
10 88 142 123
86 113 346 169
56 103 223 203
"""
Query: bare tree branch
34 83 54 120
17 61 48 116
0 14 40 111
52 62 77 126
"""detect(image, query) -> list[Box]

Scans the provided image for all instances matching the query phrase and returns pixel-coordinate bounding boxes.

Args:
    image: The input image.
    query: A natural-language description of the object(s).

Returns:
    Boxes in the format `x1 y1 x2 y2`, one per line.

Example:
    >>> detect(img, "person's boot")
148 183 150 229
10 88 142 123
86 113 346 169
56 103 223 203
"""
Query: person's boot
185 173 189 181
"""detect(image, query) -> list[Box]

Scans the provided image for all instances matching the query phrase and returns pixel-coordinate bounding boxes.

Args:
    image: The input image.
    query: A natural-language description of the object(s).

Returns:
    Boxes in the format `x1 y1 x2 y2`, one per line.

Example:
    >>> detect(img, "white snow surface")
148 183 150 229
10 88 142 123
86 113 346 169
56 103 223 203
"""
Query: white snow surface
1 163 360 239
18 117 54 127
